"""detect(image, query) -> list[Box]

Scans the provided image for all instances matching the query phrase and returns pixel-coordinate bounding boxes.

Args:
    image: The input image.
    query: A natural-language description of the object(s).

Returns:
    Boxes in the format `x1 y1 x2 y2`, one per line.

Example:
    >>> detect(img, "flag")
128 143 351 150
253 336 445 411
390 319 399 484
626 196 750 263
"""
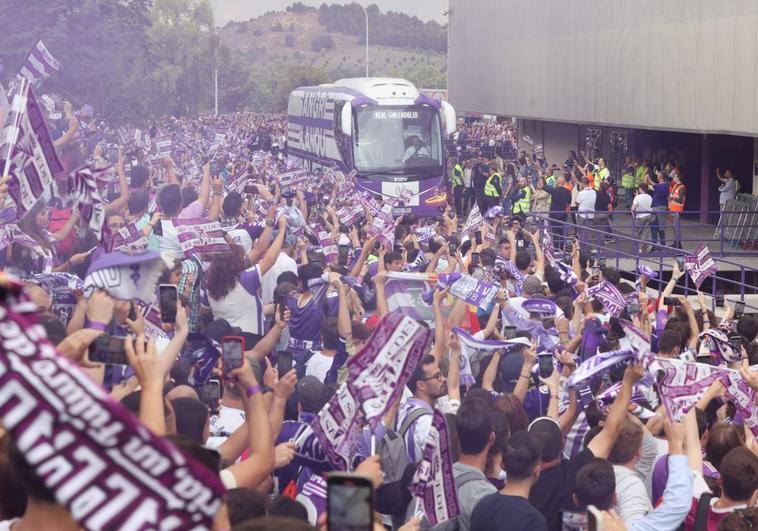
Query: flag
69 165 106 240
31 272 82 326
684 245 718 290
384 272 437 323
18 40 62 86
461 204 483 234
656 358 729 421
586 281 626 318
1 81 63 216
567 348 636 388
103 221 149 254
172 219 228 257
720 369 758 438
83 250 164 303
0 282 224 529
308 312 433 470
410 410 460 526
437 272 499 311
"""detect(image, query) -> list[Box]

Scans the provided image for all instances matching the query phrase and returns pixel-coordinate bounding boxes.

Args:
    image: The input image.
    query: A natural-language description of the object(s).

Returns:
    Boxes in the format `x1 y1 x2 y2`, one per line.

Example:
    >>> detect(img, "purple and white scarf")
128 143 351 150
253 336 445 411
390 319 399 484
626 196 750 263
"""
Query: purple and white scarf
437 272 499 311
586 281 626 318
567 348 636 388
453 327 531 385
656 358 729 421
410 410 460 526
18 39 62 86
0 283 224 530
309 312 433 470
720 369 758 437
172 219 228 257
460 204 483 234
684 245 718 290
84 250 164 303
70 164 107 240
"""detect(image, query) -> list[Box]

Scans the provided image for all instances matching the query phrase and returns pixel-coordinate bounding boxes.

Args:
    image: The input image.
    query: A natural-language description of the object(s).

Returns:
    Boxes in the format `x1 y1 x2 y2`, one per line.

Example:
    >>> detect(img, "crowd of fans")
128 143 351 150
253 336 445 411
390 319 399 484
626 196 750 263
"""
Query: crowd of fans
0 104 756 531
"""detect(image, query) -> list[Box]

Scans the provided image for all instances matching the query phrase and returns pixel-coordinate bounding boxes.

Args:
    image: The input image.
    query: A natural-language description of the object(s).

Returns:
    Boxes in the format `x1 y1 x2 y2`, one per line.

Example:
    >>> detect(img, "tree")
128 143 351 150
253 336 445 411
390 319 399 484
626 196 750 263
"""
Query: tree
311 34 334 52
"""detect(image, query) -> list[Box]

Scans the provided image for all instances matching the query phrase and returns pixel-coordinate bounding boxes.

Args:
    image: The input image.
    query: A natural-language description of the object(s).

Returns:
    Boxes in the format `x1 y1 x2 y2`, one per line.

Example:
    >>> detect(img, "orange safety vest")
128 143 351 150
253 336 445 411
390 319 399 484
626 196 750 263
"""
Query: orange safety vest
669 183 686 212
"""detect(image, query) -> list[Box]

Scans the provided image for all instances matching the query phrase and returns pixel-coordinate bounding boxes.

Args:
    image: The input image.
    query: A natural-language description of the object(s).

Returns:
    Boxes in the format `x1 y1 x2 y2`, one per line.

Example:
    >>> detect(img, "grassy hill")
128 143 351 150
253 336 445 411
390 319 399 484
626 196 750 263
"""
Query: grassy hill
219 9 447 88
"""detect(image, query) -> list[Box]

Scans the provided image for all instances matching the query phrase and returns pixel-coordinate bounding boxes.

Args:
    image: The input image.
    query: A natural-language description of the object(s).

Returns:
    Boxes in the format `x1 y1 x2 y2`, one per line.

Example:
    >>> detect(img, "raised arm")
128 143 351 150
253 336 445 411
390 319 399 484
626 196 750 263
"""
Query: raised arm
208 176 223 221
256 216 288 277
104 150 130 215
513 345 537 403
481 350 502 392
197 162 211 205
658 260 685 311
125 336 165 435
374 272 389 319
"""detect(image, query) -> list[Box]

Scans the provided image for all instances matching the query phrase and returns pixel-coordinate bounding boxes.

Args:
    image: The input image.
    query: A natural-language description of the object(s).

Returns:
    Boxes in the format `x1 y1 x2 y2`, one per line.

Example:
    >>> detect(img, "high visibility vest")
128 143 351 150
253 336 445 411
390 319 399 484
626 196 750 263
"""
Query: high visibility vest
451 164 463 187
484 172 501 197
634 166 647 187
513 186 531 214
621 171 635 189
669 183 686 212
546 174 557 188
595 167 610 189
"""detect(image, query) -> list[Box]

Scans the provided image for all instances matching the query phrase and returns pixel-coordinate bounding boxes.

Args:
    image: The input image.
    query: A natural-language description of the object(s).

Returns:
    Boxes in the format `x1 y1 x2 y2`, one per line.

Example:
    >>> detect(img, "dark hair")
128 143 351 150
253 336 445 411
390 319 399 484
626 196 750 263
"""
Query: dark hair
486 410 510 478
528 418 562 461
515 250 532 271
407 354 436 394
737 316 758 342
639 182 649 193
226 488 270 526
130 164 149 189
206 244 245 301
165 434 220 474
171 397 209 445
8 436 56 503
574 458 616 510
19 201 53 252
718 506 758 531
233 517 314 531
456 402 494 455
721 447 758 501
706 423 745 472
384 251 403 265
320 316 340 350
501 431 542 480
158 184 183 217
38 312 67 345
181 186 198 208
223 191 244 218
608 417 643 464
657 329 681 355
128 189 150 215
268 495 308 522
298 262 324 290
494 394 529 433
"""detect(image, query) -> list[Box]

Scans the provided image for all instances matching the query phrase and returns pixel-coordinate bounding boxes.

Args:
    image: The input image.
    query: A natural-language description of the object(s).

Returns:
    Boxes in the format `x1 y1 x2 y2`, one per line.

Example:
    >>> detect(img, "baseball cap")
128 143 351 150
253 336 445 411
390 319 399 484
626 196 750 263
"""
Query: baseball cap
297 376 327 414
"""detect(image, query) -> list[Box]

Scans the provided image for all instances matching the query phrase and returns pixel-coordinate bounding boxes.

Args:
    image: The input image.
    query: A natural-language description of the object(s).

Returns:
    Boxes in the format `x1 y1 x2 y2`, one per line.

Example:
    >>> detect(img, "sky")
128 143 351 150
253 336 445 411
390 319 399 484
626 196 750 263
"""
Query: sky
209 0 448 25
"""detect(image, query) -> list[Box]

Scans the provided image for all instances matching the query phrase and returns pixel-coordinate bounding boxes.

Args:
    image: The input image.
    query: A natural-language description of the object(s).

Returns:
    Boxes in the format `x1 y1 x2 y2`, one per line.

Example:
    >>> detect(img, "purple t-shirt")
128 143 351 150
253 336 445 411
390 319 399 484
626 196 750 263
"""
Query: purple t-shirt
652 183 669 208
286 282 330 344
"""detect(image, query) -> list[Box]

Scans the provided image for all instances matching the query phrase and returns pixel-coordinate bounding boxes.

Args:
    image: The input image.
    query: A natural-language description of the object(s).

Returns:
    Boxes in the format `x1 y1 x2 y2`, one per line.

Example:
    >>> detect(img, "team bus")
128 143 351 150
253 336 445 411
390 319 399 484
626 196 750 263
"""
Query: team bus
287 78 456 216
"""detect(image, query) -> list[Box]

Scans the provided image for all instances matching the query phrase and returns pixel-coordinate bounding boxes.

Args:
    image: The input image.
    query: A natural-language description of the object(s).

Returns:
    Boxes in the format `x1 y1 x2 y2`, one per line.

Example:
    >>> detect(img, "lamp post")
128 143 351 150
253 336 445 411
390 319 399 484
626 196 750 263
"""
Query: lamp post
359 4 369 77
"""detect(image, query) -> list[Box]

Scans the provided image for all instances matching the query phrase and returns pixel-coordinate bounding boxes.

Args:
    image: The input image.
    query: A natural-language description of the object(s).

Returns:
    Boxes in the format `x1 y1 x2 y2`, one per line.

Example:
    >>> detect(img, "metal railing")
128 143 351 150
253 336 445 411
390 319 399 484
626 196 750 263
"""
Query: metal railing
530 211 758 315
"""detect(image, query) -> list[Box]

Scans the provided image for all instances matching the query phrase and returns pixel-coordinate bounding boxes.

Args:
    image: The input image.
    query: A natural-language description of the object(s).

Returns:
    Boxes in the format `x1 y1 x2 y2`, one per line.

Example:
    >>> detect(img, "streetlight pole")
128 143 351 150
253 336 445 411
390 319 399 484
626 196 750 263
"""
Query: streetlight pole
359 4 369 77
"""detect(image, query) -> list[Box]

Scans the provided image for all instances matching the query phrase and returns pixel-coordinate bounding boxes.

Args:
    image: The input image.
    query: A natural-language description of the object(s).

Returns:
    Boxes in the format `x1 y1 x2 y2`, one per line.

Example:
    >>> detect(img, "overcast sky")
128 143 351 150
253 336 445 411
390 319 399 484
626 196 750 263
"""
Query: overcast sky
210 0 448 25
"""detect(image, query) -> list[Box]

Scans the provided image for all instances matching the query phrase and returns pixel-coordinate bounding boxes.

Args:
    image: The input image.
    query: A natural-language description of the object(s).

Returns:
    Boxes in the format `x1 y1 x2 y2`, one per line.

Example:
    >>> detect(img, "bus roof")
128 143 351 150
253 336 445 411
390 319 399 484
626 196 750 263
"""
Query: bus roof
319 77 420 103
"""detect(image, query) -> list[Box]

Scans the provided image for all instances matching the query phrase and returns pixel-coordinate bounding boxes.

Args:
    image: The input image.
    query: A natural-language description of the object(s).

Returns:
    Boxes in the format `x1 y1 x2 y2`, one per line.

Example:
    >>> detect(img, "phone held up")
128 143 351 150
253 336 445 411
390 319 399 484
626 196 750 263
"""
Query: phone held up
159 284 178 324
221 336 245 377
327 472 373 531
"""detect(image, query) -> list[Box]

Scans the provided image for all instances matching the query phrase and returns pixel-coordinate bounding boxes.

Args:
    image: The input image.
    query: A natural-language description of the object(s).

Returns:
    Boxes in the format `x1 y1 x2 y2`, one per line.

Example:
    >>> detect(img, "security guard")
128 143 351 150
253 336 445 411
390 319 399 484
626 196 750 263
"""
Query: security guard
511 175 531 215
483 163 502 210
451 159 465 215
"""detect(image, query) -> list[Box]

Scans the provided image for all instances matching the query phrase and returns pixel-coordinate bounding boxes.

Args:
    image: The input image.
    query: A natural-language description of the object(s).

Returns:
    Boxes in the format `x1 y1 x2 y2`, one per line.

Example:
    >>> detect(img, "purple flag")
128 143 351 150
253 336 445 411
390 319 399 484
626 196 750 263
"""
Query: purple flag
70 165 107 240
309 312 433 470
172 219 228 257
586 281 626 318
461 204 483 234
684 245 718 289
410 410 460 526
103 221 149 254
567 348 635 388
656 358 729 421
317 227 338 264
437 272 499 311
720 369 758 437
18 40 62 86
0 282 224 530
84 250 164 303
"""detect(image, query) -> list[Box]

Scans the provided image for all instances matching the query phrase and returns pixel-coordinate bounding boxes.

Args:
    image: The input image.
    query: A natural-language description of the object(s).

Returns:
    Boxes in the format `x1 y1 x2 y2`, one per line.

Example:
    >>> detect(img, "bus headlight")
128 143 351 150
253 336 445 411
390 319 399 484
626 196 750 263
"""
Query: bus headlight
425 192 447 205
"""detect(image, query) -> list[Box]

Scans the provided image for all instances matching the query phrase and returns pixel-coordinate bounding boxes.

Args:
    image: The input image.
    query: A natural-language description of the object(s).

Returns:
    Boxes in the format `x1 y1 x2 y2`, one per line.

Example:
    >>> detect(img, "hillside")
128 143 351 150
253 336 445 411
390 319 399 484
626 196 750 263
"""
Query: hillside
218 6 447 89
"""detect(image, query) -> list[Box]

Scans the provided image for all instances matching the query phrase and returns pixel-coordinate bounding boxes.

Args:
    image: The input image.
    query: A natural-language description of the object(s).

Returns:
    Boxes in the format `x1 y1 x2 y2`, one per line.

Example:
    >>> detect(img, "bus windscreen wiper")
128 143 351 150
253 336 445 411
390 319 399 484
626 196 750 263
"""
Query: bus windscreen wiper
360 166 441 178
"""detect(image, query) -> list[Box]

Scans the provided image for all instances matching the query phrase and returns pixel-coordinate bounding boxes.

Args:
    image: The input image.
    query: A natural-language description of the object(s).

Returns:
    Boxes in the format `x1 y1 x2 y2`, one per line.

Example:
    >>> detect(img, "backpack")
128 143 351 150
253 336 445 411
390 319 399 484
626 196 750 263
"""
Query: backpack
677 493 712 531
427 469 486 531
378 408 432 484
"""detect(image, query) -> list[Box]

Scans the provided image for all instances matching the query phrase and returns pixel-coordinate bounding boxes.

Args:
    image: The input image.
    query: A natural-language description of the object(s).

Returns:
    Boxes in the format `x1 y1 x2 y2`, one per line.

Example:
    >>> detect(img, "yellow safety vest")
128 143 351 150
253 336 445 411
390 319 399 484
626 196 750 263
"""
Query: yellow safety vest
451 164 463 187
513 186 531 214
484 172 501 197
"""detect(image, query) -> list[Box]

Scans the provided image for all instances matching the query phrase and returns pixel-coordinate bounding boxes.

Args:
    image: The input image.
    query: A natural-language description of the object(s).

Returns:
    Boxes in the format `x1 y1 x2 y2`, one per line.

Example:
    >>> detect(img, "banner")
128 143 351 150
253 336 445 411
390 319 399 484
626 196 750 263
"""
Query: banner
0 285 224 530
336 204 363 226
586 281 626 318
18 40 62 86
84 250 164 303
317 227 338 264
437 272 498 311
720 370 758 437
70 165 106 240
684 245 718 290
656 358 728 421
384 272 436 323
309 312 433 470
172 219 228 257
104 221 149 254
410 410 460 526
2 83 63 215
31 272 82 326
460 204 483 234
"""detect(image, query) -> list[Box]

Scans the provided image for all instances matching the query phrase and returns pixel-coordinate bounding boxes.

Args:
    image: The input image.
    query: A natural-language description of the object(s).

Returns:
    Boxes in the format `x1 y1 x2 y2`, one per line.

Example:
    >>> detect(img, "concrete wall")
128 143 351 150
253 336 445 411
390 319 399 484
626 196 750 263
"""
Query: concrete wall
448 0 758 137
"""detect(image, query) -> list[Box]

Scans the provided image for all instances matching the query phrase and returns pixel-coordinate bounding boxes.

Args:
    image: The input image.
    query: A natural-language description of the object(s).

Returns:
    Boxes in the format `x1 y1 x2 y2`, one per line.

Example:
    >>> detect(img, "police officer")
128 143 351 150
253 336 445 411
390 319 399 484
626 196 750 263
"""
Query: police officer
451 158 465 216
483 163 502 211
511 175 531 216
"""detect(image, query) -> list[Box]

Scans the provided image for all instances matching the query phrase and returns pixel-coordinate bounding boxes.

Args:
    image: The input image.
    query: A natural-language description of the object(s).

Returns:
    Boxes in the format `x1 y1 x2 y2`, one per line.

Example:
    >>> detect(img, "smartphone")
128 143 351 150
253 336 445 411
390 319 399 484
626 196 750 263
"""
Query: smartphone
474 230 482 245
663 296 681 306
587 504 603 531
159 284 178 324
221 336 244 376
128 302 137 322
598 257 607 268
277 350 293 376
676 256 685 271
715 291 725 308
471 252 480 266
504 326 517 340
201 379 221 412
88 335 129 365
626 303 641 315
448 242 458 254
516 239 525 249
243 182 257 195
538 353 554 378
327 472 373 531
735 301 745 319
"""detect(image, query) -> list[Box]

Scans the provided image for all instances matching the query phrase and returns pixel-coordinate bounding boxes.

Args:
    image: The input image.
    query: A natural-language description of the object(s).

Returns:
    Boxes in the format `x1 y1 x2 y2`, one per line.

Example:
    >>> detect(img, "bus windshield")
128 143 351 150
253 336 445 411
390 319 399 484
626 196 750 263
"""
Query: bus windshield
352 105 442 174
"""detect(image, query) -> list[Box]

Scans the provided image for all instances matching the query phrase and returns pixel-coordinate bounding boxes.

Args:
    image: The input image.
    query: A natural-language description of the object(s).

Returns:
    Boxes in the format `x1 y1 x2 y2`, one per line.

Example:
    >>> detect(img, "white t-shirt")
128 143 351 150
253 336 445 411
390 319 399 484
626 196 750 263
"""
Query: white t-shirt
206 404 246 449
576 188 597 219
305 351 335 382
261 252 298 306
632 193 653 218
0 519 19 531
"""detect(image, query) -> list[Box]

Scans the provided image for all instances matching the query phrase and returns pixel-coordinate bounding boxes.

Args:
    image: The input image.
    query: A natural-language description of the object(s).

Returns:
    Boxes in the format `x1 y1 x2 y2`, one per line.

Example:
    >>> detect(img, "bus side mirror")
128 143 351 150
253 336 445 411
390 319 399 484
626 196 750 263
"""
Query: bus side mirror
441 101 456 137
341 103 352 136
